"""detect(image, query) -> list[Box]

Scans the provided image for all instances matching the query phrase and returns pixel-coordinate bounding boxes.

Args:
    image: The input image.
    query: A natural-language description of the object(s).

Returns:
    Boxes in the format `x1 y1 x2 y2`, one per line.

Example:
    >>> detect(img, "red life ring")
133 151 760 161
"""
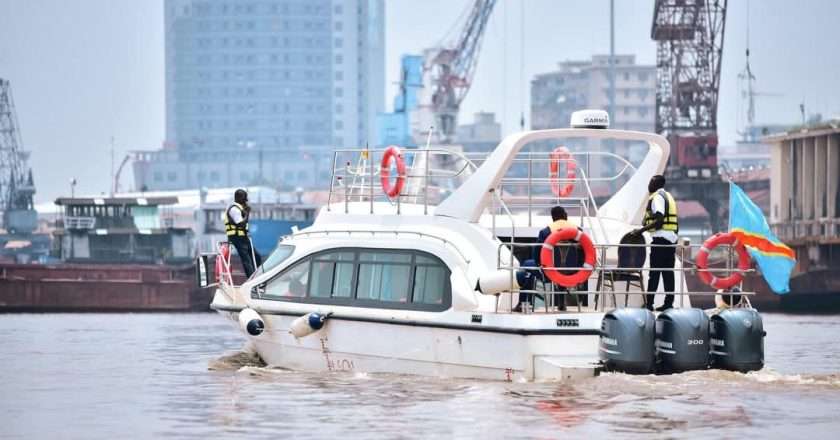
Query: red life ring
216 242 231 284
696 233 751 290
540 227 597 288
549 146 576 197
380 145 406 198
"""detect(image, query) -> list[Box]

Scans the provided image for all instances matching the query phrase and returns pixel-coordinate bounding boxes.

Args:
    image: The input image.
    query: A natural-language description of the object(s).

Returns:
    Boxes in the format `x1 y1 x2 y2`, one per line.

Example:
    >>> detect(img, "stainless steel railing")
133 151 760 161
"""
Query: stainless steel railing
326 147 479 214
495 240 756 314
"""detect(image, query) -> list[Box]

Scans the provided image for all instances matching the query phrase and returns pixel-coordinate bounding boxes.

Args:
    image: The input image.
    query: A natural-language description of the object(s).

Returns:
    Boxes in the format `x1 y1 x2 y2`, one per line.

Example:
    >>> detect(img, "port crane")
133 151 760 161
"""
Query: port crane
411 0 497 145
651 0 728 231
0 79 37 235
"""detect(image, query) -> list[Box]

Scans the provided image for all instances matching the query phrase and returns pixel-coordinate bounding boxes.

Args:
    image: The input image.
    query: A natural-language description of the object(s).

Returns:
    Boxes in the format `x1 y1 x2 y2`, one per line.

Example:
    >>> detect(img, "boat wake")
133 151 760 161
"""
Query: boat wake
207 343 266 371
736 369 840 388
594 367 840 391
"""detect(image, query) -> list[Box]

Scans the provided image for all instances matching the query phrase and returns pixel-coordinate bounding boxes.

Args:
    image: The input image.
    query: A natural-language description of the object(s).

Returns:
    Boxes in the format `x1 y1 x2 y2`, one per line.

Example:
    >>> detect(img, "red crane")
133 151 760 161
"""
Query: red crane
651 0 728 231
652 0 727 179
416 0 497 144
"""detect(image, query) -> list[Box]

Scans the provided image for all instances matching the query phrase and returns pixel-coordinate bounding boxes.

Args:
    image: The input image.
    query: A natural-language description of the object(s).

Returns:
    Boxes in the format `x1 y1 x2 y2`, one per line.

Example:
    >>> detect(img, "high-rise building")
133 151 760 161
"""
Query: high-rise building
134 0 385 191
531 55 655 165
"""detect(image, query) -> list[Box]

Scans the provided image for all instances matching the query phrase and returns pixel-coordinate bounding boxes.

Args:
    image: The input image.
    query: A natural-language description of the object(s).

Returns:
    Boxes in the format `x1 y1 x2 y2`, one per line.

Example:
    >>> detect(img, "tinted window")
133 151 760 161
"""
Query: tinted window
259 248 451 311
309 259 335 298
359 251 411 263
309 251 355 298
413 265 447 305
264 259 309 298
357 263 411 302
258 244 294 275
332 261 354 297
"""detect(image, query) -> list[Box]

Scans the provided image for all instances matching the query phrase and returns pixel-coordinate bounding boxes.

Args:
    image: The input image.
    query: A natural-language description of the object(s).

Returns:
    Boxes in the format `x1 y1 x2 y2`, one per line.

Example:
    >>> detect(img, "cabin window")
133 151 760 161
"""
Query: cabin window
356 251 412 303
413 265 447 305
309 251 354 298
263 259 309 298
257 244 295 275
258 248 452 311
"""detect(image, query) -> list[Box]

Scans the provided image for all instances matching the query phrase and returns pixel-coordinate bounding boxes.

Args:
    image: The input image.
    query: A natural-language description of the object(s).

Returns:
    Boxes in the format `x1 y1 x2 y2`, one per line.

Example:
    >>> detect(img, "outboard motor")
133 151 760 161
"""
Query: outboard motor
710 309 765 372
655 308 710 373
599 308 656 374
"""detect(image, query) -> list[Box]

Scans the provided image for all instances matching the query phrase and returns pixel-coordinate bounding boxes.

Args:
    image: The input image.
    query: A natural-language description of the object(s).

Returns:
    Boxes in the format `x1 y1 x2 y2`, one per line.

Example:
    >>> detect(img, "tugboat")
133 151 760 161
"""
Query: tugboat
202 110 764 381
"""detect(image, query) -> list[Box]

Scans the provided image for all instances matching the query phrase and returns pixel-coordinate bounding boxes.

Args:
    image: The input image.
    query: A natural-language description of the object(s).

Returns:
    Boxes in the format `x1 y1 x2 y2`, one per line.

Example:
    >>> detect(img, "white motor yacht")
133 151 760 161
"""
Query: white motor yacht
203 110 762 381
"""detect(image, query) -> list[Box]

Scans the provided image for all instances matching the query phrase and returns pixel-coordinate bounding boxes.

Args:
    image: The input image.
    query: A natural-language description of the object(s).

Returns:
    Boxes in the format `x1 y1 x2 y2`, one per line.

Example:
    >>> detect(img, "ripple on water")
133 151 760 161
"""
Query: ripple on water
3 313 840 439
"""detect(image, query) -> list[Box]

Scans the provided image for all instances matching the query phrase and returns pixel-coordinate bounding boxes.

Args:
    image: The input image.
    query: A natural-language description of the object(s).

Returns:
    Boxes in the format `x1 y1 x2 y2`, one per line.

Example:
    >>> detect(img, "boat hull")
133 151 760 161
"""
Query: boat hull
221 310 602 382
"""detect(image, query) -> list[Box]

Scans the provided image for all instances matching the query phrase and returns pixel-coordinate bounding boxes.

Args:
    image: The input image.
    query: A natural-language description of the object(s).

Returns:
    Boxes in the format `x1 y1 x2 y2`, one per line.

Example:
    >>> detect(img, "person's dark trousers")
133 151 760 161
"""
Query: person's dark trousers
516 260 539 306
645 237 676 309
229 235 262 278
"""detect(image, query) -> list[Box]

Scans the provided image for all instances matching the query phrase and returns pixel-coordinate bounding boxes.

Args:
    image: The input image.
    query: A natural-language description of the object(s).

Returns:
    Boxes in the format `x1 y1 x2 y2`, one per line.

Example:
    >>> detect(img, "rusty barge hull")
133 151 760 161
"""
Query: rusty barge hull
687 271 840 313
0 263 211 312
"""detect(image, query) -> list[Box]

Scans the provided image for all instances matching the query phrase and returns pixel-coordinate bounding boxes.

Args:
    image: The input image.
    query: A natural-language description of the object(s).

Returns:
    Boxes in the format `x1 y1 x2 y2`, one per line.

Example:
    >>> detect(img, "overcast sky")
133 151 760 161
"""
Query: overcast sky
2 0 839 203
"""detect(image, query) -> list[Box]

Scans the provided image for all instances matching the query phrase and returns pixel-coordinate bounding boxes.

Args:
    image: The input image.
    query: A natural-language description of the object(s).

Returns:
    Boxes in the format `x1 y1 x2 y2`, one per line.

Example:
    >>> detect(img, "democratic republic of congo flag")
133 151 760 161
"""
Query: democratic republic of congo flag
728 182 796 294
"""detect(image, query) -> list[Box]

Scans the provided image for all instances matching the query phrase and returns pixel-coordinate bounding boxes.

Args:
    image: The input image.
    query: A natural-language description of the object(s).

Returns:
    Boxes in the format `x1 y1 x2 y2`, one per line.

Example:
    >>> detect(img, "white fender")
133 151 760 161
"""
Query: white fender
238 308 265 336
289 312 328 338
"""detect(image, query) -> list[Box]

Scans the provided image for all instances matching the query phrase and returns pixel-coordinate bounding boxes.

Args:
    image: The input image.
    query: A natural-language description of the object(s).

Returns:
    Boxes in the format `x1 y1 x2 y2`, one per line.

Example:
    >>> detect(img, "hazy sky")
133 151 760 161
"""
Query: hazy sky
2 0 839 203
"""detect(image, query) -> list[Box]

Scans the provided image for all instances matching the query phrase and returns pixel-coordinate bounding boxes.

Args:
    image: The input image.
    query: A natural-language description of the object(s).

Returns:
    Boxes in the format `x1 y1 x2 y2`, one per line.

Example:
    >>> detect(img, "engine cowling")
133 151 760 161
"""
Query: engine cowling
599 308 656 374
655 308 710 373
710 309 765 372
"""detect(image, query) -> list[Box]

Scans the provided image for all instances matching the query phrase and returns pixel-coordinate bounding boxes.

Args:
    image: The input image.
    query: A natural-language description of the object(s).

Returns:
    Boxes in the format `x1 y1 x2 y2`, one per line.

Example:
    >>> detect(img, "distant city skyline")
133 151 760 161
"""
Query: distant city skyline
135 0 384 191
2 0 840 203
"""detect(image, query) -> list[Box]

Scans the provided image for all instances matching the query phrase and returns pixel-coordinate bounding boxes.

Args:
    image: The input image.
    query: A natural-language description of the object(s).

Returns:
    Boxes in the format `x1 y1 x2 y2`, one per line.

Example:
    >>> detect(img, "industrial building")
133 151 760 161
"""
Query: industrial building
766 122 840 308
133 0 385 191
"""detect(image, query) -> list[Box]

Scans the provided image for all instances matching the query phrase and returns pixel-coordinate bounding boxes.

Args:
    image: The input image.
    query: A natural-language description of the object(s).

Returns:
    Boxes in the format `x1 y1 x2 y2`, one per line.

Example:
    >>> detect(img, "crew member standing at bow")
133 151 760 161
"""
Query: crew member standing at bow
632 175 679 311
225 189 262 278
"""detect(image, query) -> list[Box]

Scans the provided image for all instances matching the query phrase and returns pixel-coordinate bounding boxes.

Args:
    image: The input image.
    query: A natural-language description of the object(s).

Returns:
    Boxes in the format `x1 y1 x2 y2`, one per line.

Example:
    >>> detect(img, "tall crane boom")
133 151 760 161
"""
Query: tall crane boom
419 0 497 144
651 0 728 231
652 0 727 136
0 79 37 234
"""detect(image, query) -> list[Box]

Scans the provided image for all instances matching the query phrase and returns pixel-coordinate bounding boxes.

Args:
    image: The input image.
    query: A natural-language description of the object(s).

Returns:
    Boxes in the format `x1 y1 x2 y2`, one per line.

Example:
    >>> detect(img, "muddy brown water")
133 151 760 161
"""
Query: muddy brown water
1 313 839 439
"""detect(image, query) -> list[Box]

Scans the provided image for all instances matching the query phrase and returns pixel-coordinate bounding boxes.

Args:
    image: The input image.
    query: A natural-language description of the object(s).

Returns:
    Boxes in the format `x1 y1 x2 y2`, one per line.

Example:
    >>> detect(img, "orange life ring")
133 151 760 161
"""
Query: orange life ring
549 146 576 197
380 145 406 198
540 227 596 288
696 232 751 290
216 242 231 284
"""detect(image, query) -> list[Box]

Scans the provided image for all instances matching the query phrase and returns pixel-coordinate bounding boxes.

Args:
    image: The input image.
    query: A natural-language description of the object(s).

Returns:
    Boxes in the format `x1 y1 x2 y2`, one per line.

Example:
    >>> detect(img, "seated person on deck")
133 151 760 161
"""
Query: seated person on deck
515 206 586 311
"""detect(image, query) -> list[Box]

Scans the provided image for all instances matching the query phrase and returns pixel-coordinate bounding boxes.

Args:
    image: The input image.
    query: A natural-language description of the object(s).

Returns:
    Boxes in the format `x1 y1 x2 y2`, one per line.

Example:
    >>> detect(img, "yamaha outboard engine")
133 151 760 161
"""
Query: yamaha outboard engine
655 308 710 373
710 309 765 372
599 308 656 374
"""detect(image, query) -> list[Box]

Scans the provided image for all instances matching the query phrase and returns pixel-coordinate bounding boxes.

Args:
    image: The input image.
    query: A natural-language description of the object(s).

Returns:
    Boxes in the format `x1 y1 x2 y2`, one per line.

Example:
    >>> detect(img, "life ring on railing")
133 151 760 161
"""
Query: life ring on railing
380 145 406 198
540 228 596 288
549 146 576 197
695 232 751 290
216 242 231 284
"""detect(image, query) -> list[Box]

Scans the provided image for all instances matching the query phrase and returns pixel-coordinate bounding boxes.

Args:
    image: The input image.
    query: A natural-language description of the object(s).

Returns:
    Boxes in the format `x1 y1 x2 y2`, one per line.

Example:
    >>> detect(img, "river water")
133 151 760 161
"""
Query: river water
1 313 839 439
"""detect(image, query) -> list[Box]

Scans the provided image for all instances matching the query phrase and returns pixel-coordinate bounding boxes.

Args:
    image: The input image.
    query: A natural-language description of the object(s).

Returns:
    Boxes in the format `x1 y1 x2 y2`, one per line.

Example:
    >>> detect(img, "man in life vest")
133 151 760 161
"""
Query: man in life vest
631 175 679 311
225 189 262 278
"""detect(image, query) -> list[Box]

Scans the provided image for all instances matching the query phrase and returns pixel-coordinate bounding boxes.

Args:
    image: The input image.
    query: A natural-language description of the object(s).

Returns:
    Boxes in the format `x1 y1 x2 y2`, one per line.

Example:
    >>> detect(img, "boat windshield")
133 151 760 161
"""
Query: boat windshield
256 244 295 276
